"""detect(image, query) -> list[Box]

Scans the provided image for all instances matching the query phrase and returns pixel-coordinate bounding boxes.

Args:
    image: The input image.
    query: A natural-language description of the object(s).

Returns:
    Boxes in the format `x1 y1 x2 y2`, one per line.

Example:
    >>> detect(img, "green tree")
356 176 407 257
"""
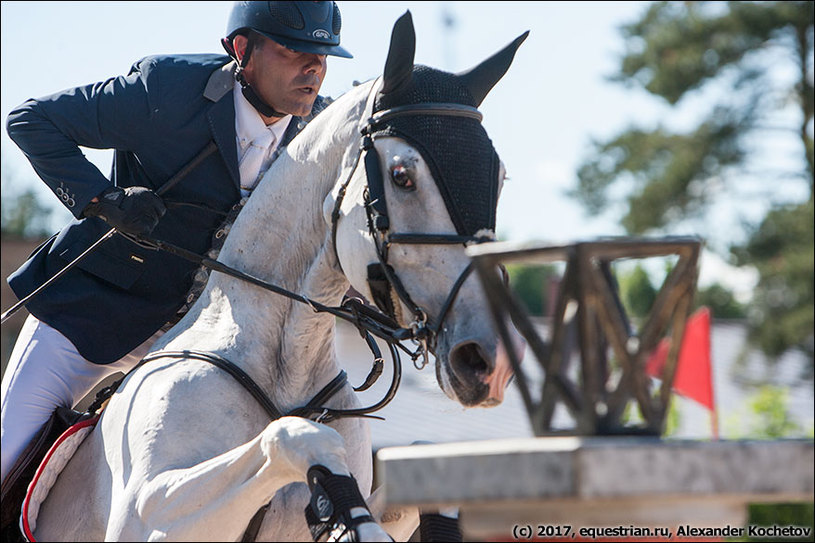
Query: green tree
619 263 657 319
572 1 814 364
505 264 558 316
742 385 813 542
1 163 57 239
747 502 814 543
694 282 747 318
1 187 53 239
733 200 814 359
746 384 802 438
621 395 681 435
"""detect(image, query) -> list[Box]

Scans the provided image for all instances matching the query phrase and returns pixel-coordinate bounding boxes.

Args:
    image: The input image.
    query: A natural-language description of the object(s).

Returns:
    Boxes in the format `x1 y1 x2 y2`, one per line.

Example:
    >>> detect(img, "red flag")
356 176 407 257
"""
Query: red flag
645 307 715 411
645 336 671 377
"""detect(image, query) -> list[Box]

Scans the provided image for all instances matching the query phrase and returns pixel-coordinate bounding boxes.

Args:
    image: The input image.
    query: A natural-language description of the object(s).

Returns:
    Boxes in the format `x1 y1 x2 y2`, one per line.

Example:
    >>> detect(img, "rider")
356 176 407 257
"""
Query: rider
1 1 351 486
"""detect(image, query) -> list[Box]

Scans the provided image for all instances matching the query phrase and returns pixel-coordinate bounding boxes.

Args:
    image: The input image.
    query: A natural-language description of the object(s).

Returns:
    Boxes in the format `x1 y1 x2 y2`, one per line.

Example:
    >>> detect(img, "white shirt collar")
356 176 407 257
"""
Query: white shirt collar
233 80 292 152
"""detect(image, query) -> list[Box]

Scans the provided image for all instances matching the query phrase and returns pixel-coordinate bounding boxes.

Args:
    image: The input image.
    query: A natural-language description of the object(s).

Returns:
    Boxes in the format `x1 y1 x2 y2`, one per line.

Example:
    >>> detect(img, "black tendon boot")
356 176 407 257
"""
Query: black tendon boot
304 465 392 542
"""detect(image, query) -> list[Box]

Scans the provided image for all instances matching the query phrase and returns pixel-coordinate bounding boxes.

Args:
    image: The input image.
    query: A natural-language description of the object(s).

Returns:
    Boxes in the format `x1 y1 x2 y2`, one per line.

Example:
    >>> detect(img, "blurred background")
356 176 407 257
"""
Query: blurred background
1 2 812 447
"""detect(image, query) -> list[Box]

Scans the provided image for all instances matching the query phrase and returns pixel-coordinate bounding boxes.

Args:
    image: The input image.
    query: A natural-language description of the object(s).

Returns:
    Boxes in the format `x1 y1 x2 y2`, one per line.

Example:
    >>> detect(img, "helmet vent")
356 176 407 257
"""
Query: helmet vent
268 2 305 30
332 3 342 36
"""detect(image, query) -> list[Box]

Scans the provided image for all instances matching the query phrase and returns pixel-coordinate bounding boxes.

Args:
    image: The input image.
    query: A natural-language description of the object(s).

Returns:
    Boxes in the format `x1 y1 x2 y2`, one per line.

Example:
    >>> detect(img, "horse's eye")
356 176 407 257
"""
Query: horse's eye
390 165 414 190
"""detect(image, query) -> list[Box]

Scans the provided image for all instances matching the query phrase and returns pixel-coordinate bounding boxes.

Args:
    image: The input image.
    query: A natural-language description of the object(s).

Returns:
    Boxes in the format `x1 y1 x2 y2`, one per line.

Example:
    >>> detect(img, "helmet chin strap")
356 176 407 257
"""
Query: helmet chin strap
222 36 287 119
236 73 287 118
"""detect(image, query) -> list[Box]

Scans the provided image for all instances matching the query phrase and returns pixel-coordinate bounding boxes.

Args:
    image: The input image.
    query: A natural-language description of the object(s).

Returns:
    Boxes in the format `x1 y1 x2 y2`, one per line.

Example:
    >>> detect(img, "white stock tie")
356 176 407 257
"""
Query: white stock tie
239 130 275 192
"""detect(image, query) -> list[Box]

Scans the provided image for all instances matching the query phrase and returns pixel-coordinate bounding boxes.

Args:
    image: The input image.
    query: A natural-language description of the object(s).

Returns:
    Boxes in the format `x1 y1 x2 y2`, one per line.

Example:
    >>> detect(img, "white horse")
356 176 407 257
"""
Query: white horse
28 12 526 542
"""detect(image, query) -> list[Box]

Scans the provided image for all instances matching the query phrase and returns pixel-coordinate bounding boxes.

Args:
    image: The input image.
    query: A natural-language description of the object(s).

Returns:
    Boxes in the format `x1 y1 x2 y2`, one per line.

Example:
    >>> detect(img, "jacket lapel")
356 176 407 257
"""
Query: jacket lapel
203 62 327 189
205 62 240 189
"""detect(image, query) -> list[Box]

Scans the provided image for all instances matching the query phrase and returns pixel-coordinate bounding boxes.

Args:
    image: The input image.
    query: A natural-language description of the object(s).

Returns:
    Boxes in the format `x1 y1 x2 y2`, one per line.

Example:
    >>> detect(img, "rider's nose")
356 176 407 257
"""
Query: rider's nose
304 54 327 75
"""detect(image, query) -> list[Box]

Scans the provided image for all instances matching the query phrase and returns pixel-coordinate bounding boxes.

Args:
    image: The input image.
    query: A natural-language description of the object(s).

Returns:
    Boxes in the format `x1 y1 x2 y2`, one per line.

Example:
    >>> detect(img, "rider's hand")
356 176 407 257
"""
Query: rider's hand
83 186 166 236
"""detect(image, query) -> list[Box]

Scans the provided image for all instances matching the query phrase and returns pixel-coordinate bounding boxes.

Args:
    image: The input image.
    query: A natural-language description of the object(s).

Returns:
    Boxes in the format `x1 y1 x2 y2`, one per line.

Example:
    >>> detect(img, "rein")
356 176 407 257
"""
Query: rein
121 234 410 422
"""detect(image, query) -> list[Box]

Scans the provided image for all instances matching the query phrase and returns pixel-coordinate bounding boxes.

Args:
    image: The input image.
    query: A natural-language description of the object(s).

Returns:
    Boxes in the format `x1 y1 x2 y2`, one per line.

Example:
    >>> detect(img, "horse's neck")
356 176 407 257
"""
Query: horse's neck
172 84 371 412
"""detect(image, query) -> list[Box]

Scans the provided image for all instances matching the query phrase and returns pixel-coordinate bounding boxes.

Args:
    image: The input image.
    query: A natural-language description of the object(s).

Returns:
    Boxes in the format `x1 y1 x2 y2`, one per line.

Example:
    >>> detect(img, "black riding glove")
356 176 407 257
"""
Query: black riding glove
83 186 166 236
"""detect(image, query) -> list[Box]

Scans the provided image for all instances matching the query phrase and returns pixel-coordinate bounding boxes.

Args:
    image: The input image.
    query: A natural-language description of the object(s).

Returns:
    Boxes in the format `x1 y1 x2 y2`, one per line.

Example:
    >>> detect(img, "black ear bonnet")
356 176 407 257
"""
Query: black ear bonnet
370 66 500 237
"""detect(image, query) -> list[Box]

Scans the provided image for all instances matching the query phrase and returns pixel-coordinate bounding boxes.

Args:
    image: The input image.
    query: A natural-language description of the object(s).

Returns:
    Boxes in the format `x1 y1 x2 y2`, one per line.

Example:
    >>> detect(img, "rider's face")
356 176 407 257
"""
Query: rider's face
234 34 327 122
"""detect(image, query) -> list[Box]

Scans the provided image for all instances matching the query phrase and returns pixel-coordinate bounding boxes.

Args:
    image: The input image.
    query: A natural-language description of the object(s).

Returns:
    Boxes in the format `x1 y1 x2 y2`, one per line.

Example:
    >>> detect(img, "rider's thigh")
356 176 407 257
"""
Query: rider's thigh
0 315 160 482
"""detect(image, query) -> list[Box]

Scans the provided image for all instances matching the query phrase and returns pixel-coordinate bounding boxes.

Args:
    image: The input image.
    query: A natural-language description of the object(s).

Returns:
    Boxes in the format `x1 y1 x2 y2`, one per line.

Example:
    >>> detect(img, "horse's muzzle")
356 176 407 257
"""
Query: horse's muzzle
441 340 499 407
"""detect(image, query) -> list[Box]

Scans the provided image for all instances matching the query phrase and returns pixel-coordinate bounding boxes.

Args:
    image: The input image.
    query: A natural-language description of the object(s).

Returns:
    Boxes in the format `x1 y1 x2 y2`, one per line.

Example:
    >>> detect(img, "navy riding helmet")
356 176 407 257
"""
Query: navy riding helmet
223 1 352 59
222 1 352 117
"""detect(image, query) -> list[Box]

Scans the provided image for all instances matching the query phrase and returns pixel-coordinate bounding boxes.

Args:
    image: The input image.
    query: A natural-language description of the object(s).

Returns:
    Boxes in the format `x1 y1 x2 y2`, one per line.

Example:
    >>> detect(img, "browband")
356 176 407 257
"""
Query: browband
367 103 483 129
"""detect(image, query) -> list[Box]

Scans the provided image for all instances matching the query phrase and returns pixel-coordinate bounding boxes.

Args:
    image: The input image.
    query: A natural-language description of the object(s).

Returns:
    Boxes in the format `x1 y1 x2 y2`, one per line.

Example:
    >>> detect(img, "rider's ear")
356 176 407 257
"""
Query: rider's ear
456 31 529 106
381 11 415 94
230 34 249 65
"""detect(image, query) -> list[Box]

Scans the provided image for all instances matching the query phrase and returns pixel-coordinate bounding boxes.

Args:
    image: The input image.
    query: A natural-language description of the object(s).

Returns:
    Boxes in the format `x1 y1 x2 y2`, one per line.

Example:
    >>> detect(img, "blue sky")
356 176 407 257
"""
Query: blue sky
3 1 792 297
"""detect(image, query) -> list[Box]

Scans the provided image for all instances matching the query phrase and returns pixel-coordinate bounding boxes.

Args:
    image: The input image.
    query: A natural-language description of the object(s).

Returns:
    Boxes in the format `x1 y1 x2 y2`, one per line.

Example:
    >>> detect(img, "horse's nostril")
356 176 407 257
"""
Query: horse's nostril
450 342 489 377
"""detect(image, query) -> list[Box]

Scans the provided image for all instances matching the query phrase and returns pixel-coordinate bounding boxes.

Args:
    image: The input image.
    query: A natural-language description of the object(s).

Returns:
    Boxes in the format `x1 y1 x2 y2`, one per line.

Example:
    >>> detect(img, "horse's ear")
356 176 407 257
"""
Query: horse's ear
456 31 529 106
381 11 416 94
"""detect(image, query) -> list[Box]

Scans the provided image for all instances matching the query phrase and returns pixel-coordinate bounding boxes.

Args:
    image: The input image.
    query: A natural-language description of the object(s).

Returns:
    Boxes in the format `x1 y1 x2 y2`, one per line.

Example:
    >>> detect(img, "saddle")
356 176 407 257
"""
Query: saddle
0 406 93 542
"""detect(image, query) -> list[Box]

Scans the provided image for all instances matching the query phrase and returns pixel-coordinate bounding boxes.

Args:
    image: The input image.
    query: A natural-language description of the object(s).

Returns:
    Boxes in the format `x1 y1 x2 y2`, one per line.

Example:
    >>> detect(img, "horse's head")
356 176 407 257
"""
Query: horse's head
330 12 527 407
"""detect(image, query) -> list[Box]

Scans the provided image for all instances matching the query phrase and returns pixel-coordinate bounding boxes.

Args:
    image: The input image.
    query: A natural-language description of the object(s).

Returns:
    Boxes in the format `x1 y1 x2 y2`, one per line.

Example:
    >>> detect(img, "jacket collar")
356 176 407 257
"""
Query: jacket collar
205 62 240 188
204 60 319 189
204 61 236 102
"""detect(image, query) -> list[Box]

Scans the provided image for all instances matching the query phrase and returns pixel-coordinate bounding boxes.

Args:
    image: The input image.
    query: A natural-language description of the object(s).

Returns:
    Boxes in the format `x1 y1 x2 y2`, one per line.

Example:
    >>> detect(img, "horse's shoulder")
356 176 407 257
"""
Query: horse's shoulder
106 357 266 441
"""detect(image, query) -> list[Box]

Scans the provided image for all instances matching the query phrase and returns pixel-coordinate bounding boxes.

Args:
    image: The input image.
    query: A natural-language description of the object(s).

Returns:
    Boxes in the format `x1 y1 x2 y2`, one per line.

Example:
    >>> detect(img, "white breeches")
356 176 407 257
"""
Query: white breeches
1 315 161 483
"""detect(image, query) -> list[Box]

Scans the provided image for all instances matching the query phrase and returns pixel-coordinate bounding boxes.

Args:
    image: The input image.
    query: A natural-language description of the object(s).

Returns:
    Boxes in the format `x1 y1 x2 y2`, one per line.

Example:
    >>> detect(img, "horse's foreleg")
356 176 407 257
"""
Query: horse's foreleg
368 489 463 543
367 485 420 542
113 417 351 541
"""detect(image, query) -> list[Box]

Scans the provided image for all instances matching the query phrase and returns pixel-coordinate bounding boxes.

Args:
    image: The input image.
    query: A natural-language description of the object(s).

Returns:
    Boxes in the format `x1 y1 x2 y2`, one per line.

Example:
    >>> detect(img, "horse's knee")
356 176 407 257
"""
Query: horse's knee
261 416 350 477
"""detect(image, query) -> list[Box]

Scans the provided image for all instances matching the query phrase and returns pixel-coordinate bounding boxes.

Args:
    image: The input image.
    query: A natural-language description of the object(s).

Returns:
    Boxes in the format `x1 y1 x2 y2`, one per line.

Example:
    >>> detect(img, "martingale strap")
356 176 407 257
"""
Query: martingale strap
139 350 350 423
140 351 285 420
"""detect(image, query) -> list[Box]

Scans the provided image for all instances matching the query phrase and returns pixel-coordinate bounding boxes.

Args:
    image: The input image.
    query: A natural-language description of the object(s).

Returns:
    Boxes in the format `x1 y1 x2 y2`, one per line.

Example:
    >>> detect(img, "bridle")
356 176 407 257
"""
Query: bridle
330 84 495 369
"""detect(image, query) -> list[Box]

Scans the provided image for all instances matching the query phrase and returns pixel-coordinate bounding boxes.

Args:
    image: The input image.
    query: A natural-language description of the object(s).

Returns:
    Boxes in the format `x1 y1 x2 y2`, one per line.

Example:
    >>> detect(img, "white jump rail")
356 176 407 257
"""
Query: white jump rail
376 437 815 541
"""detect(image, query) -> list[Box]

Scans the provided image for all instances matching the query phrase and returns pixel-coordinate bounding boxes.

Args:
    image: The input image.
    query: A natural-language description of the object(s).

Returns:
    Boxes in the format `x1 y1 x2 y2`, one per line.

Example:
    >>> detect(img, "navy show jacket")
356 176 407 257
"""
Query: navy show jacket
6 54 310 364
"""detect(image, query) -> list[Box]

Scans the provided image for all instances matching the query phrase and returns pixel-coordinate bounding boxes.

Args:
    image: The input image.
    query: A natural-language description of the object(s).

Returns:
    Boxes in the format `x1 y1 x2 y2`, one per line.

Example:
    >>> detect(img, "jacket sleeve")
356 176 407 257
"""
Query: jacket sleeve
5 57 161 219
